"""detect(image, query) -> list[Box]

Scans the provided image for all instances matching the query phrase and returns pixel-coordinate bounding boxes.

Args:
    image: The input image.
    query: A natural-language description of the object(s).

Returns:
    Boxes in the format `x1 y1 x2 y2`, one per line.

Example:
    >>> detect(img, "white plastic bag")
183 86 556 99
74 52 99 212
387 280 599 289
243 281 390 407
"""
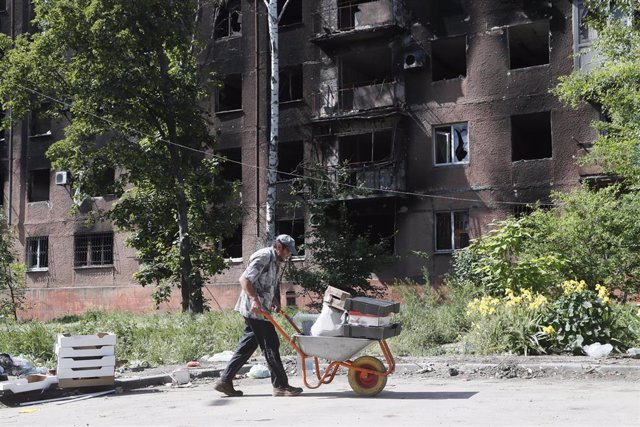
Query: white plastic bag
247 364 270 379
310 304 345 337
583 342 613 358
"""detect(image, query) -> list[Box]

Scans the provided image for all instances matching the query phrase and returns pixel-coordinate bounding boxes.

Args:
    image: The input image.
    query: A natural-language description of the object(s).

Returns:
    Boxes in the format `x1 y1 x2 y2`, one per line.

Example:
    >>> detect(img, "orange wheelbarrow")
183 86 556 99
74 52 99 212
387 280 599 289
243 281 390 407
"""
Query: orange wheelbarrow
259 309 396 397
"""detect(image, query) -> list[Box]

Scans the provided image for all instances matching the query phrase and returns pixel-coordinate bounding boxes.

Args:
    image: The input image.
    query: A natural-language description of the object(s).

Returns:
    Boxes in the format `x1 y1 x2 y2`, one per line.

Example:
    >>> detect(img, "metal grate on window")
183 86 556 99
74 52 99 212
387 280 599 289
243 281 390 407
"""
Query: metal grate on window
74 233 114 267
26 236 49 270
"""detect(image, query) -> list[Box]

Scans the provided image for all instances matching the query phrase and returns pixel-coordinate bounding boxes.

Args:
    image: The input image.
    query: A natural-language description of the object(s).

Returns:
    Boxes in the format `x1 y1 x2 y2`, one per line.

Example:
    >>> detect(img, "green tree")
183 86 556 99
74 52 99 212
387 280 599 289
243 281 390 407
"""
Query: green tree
285 164 394 305
525 186 640 299
0 0 241 313
0 215 27 321
553 0 640 184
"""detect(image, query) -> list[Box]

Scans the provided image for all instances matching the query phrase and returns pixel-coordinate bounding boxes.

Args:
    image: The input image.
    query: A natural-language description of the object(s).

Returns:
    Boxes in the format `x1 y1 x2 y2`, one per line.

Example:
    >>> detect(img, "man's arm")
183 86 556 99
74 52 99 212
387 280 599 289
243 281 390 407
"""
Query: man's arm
239 275 261 313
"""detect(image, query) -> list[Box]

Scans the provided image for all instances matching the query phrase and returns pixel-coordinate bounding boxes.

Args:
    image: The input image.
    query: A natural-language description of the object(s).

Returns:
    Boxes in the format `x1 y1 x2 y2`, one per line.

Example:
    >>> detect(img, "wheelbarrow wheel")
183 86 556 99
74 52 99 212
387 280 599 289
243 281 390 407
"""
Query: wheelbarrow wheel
348 356 387 397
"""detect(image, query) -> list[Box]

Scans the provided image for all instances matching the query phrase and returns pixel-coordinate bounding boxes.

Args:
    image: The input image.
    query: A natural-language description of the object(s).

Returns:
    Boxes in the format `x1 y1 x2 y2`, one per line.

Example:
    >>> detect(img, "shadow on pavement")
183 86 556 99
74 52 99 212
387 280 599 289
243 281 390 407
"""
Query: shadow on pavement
308 390 478 400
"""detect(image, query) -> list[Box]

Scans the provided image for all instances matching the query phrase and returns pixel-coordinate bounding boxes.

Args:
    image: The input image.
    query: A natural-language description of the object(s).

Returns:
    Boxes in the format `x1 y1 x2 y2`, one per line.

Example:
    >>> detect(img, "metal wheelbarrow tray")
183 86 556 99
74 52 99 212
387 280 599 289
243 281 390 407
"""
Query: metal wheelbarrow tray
259 310 398 397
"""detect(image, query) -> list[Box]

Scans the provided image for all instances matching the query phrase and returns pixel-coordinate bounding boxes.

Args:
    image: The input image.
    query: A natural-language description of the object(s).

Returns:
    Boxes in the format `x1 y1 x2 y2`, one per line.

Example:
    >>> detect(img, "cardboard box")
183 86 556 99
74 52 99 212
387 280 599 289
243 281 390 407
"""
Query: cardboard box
57 355 116 369
58 376 114 389
323 286 351 311
55 345 115 358
57 366 115 380
57 333 116 348
344 296 400 316
348 311 392 327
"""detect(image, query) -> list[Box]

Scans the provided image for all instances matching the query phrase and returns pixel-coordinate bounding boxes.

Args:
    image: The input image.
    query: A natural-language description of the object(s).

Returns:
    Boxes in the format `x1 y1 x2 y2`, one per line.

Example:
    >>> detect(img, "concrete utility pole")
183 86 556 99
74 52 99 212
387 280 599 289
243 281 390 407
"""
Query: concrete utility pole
263 0 291 244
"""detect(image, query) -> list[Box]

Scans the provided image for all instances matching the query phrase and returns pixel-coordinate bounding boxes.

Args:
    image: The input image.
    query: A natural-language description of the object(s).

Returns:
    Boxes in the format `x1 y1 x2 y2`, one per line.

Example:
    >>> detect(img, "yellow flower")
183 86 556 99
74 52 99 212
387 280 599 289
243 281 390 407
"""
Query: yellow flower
542 325 555 335
528 294 548 310
561 279 587 295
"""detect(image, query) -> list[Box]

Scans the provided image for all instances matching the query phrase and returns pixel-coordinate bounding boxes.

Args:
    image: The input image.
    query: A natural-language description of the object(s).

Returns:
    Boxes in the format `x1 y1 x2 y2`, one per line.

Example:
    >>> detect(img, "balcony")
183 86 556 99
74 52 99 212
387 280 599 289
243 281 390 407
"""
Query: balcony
311 0 404 48
311 80 404 120
346 160 404 193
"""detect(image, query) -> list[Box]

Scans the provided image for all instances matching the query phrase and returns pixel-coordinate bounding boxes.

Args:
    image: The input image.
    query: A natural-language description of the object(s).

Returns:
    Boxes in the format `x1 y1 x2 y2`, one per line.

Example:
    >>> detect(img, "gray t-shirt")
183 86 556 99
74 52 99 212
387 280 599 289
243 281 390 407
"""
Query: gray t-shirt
234 247 280 319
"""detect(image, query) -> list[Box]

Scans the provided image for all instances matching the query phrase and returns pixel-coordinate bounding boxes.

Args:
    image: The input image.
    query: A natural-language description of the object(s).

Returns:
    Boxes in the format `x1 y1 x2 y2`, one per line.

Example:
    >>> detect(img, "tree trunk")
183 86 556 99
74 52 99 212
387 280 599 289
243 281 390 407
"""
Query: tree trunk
265 0 279 244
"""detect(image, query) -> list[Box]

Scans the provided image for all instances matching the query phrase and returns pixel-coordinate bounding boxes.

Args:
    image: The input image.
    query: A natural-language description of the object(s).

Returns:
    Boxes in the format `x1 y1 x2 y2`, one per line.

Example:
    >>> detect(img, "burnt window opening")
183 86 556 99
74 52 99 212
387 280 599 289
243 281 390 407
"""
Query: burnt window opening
279 65 303 103
346 200 395 253
430 0 466 37
74 232 113 267
215 0 241 39
285 290 296 307
221 224 242 259
511 112 552 161
340 47 392 88
339 129 392 165
431 35 467 81
512 203 552 219
29 110 52 137
0 1 6 12
26 236 48 271
435 211 469 252
277 140 303 181
276 218 305 256
218 147 242 183
337 0 377 30
278 0 302 27
216 74 242 112
434 123 469 165
28 169 50 202
508 20 549 69
93 166 116 197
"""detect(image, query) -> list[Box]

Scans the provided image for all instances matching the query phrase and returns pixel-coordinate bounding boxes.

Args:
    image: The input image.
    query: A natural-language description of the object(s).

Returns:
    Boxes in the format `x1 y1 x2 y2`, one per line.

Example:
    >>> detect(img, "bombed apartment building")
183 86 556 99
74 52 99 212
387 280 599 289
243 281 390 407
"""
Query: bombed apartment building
0 0 601 319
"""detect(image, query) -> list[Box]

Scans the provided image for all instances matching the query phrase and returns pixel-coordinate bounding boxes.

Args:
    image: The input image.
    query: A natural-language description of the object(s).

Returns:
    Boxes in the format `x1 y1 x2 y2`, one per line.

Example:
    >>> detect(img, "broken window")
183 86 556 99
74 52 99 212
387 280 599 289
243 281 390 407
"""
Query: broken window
435 211 469 252
93 166 115 197
340 47 392 88
215 0 241 39
279 65 303 103
276 218 304 256
216 74 242 112
278 0 302 27
431 35 467 81
26 236 48 271
74 232 113 267
346 199 395 253
28 169 50 202
337 0 393 30
29 110 52 137
430 0 466 37
511 112 552 161
573 1 599 71
339 129 392 165
508 20 549 69
277 140 303 181
434 123 469 165
221 224 242 259
218 147 242 183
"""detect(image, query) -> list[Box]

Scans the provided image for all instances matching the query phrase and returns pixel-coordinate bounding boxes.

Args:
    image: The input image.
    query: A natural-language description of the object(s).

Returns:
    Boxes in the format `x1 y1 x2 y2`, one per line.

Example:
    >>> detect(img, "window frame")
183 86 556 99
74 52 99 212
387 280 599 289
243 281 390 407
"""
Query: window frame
28 168 51 202
433 122 469 166
74 232 114 268
434 210 469 253
26 236 49 272
214 0 242 39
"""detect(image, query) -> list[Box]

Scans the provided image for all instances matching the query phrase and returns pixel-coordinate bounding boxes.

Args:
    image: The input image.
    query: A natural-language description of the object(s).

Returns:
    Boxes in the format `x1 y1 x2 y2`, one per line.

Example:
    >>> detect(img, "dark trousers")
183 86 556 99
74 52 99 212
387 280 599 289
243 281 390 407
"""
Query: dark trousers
220 317 289 389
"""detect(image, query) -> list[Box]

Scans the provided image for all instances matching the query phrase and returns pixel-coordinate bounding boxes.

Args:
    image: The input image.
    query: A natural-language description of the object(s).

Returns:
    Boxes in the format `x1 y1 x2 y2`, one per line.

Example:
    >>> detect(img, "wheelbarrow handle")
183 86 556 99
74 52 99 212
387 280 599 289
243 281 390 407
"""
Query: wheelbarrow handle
277 308 302 334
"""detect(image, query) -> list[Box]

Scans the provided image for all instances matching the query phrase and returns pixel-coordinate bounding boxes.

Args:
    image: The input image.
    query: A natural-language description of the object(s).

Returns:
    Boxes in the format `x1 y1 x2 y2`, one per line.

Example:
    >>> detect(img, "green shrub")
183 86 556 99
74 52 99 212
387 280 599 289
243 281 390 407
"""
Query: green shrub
465 289 549 355
544 280 627 353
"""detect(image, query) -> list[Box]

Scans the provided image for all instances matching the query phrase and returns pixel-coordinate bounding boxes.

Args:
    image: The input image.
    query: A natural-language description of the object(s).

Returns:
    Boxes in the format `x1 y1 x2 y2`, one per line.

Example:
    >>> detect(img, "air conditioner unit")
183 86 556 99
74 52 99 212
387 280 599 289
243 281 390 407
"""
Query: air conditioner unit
55 171 71 185
404 49 426 70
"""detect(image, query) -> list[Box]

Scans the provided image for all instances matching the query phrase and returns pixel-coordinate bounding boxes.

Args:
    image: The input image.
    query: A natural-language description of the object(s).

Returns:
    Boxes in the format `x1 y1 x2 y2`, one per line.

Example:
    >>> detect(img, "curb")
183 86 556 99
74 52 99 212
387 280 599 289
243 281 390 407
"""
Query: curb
114 360 640 390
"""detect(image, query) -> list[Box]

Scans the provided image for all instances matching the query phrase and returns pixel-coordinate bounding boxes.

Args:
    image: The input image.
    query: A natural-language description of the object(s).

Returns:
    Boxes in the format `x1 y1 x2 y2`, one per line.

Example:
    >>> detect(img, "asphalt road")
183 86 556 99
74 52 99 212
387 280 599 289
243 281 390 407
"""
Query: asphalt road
2 375 639 427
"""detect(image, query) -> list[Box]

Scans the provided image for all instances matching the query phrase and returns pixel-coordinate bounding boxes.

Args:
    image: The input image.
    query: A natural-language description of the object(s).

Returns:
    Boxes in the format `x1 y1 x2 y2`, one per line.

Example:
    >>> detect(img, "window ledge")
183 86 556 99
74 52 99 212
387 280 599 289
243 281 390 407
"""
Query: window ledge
215 108 244 116
27 200 50 205
280 99 305 107
28 131 52 139
74 265 114 270
278 22 304 31
225 257 243 264
434 250 454 255
507 63 550 73
434 162 469 168
214 34 242 42
27 268 49 273
512 157 552 163
290 255 305 262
